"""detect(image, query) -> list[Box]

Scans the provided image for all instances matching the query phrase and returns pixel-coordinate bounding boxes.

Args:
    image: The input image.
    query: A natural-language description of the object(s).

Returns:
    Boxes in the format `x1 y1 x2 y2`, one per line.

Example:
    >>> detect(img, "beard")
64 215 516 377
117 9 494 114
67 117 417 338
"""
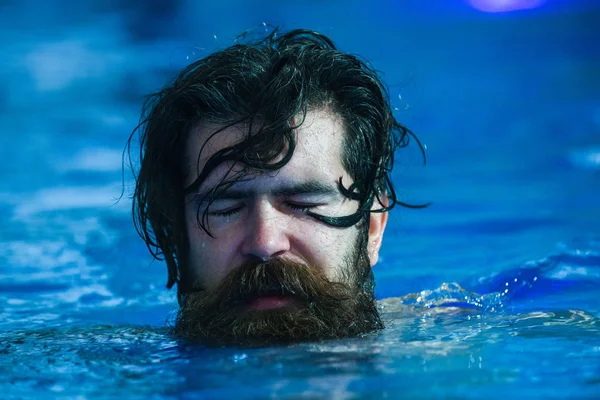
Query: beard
173 232 383 346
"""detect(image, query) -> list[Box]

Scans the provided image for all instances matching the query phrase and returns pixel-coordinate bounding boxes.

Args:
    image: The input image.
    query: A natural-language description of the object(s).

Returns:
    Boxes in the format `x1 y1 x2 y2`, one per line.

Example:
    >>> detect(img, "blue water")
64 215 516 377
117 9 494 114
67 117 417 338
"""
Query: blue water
1 0 599 398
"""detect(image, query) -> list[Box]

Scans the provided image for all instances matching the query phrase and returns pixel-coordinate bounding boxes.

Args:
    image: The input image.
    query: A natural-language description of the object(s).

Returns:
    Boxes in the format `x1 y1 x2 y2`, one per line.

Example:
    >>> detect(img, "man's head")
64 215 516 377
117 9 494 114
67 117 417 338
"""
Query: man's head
128 29 423 345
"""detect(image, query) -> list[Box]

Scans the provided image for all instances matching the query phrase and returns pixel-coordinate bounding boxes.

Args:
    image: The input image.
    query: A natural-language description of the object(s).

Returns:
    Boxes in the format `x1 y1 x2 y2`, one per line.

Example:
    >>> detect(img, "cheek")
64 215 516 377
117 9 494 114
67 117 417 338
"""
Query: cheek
293 222 358 280
185 217 239 289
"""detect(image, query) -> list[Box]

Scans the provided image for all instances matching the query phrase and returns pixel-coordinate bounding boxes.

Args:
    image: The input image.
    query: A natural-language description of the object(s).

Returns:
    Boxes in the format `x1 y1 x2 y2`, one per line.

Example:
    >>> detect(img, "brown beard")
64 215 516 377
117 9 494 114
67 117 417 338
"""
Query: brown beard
173 236 383 346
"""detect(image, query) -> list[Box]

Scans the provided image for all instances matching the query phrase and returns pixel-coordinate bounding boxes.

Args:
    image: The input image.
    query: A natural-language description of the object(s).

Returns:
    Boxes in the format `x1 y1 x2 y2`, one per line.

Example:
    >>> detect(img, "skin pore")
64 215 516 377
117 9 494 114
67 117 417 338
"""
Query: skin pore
174 108 389 344
182 108 388 293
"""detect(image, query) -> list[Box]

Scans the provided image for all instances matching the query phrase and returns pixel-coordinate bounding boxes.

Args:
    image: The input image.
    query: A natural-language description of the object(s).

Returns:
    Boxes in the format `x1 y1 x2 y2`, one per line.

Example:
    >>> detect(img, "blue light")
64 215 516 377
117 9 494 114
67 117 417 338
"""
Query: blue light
468 0 546 12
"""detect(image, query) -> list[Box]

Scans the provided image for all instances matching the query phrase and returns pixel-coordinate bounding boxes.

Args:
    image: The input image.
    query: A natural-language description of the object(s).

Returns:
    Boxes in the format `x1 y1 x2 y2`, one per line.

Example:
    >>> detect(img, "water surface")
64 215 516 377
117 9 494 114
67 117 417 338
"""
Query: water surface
1 0 599 398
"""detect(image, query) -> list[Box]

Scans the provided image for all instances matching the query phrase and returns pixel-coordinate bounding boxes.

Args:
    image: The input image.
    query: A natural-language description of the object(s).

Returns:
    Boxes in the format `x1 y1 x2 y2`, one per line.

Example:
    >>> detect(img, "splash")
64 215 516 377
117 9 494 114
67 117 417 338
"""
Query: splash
398 282 505 312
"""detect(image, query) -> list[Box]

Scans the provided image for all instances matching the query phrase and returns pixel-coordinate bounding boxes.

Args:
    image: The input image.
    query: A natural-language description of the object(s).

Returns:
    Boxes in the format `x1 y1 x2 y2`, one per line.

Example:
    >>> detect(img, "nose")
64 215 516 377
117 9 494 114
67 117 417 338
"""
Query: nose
241 200 291 260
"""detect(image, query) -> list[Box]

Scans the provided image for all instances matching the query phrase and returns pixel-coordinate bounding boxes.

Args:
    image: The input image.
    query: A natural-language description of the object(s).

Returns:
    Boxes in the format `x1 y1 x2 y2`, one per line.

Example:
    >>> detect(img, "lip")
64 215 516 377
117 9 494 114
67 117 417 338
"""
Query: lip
243 284 300 310
249 295 293 310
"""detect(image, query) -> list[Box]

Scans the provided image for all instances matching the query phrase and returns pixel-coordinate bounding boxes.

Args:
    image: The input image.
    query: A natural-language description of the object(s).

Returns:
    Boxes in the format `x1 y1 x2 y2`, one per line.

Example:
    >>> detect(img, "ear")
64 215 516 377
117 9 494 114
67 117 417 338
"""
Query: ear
367 194 389 267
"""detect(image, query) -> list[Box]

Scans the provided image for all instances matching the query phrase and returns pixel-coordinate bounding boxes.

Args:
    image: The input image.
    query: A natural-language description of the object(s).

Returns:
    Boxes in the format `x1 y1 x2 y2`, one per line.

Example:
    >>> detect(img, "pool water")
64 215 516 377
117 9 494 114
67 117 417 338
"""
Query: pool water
1 0 599 398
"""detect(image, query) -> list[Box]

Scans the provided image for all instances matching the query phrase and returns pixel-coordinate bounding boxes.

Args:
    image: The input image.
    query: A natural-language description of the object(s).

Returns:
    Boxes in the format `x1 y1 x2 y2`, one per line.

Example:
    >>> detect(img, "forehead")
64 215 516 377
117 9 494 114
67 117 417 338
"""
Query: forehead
183 108 348 187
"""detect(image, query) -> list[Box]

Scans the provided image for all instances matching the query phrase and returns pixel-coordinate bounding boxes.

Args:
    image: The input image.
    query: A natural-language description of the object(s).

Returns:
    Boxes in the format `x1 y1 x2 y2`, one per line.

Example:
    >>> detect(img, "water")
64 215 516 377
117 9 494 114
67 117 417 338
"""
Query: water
1 0 599 398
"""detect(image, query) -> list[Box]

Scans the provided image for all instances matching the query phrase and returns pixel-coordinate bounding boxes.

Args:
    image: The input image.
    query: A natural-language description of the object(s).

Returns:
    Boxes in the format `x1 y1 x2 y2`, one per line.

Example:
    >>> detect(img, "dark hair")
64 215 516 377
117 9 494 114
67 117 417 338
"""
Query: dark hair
127 28 427 289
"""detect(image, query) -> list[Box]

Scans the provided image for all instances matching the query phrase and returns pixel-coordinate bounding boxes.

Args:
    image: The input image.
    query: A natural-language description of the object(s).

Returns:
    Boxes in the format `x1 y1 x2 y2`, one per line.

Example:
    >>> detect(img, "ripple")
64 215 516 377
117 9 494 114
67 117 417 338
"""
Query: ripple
57 147 123 173
568 147 600 169
11 183 128 218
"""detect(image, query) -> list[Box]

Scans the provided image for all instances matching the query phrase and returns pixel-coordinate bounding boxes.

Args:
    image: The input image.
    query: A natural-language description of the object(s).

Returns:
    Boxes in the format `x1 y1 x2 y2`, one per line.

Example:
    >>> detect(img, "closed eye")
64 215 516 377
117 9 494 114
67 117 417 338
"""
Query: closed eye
208 205 244 218
287 202 322 213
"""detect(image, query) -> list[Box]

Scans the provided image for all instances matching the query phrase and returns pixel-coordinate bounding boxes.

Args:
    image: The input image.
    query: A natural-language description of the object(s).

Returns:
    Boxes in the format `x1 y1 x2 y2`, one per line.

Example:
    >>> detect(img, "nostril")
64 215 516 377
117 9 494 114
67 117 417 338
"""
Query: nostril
246 255 269 265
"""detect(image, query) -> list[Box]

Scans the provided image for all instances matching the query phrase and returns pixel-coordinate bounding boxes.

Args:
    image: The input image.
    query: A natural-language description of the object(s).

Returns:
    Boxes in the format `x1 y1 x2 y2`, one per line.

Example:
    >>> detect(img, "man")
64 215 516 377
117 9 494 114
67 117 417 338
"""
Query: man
128 29 425 346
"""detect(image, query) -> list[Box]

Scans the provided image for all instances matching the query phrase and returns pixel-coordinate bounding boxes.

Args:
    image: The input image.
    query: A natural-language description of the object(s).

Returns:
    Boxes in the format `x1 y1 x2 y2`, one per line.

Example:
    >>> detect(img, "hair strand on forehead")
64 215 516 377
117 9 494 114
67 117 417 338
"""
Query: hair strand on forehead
126 27 428 290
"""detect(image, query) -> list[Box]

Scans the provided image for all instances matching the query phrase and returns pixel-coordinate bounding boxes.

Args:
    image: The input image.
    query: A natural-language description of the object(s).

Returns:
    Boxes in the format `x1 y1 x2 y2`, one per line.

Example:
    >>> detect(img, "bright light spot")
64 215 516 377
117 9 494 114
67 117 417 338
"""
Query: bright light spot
232 353 248 363
467 0 546 13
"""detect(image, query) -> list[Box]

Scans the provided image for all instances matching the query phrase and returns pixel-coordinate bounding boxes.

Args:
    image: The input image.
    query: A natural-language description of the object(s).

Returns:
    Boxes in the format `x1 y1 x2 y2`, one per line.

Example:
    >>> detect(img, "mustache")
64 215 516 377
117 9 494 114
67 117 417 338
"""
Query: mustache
187 257 353 308
173 242 383 346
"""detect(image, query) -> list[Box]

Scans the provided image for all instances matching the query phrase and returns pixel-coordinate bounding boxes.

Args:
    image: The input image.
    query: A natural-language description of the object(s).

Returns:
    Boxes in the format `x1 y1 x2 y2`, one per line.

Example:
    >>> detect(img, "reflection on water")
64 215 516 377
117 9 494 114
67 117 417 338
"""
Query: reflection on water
2 301 599 399
1 0 600 398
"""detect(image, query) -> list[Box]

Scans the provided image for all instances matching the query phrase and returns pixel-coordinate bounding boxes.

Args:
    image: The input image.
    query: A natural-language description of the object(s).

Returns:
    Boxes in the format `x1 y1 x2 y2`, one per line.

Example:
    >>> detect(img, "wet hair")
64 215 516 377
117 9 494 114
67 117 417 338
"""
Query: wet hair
127 28 427 289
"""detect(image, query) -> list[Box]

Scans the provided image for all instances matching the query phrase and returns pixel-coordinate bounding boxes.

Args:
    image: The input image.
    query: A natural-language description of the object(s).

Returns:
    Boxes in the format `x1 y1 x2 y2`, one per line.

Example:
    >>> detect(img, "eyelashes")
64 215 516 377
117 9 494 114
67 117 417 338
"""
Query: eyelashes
207 202 321 219
209 207 243 218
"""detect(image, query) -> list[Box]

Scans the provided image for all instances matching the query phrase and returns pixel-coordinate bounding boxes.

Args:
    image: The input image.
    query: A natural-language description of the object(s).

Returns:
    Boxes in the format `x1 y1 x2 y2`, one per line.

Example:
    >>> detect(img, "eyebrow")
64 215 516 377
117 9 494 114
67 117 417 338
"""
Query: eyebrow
195 180 341 203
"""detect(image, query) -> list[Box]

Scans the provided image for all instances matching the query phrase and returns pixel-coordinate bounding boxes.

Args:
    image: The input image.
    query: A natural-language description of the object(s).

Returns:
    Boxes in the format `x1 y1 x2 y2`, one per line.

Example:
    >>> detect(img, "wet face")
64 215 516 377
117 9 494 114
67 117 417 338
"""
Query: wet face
176 108 388 345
